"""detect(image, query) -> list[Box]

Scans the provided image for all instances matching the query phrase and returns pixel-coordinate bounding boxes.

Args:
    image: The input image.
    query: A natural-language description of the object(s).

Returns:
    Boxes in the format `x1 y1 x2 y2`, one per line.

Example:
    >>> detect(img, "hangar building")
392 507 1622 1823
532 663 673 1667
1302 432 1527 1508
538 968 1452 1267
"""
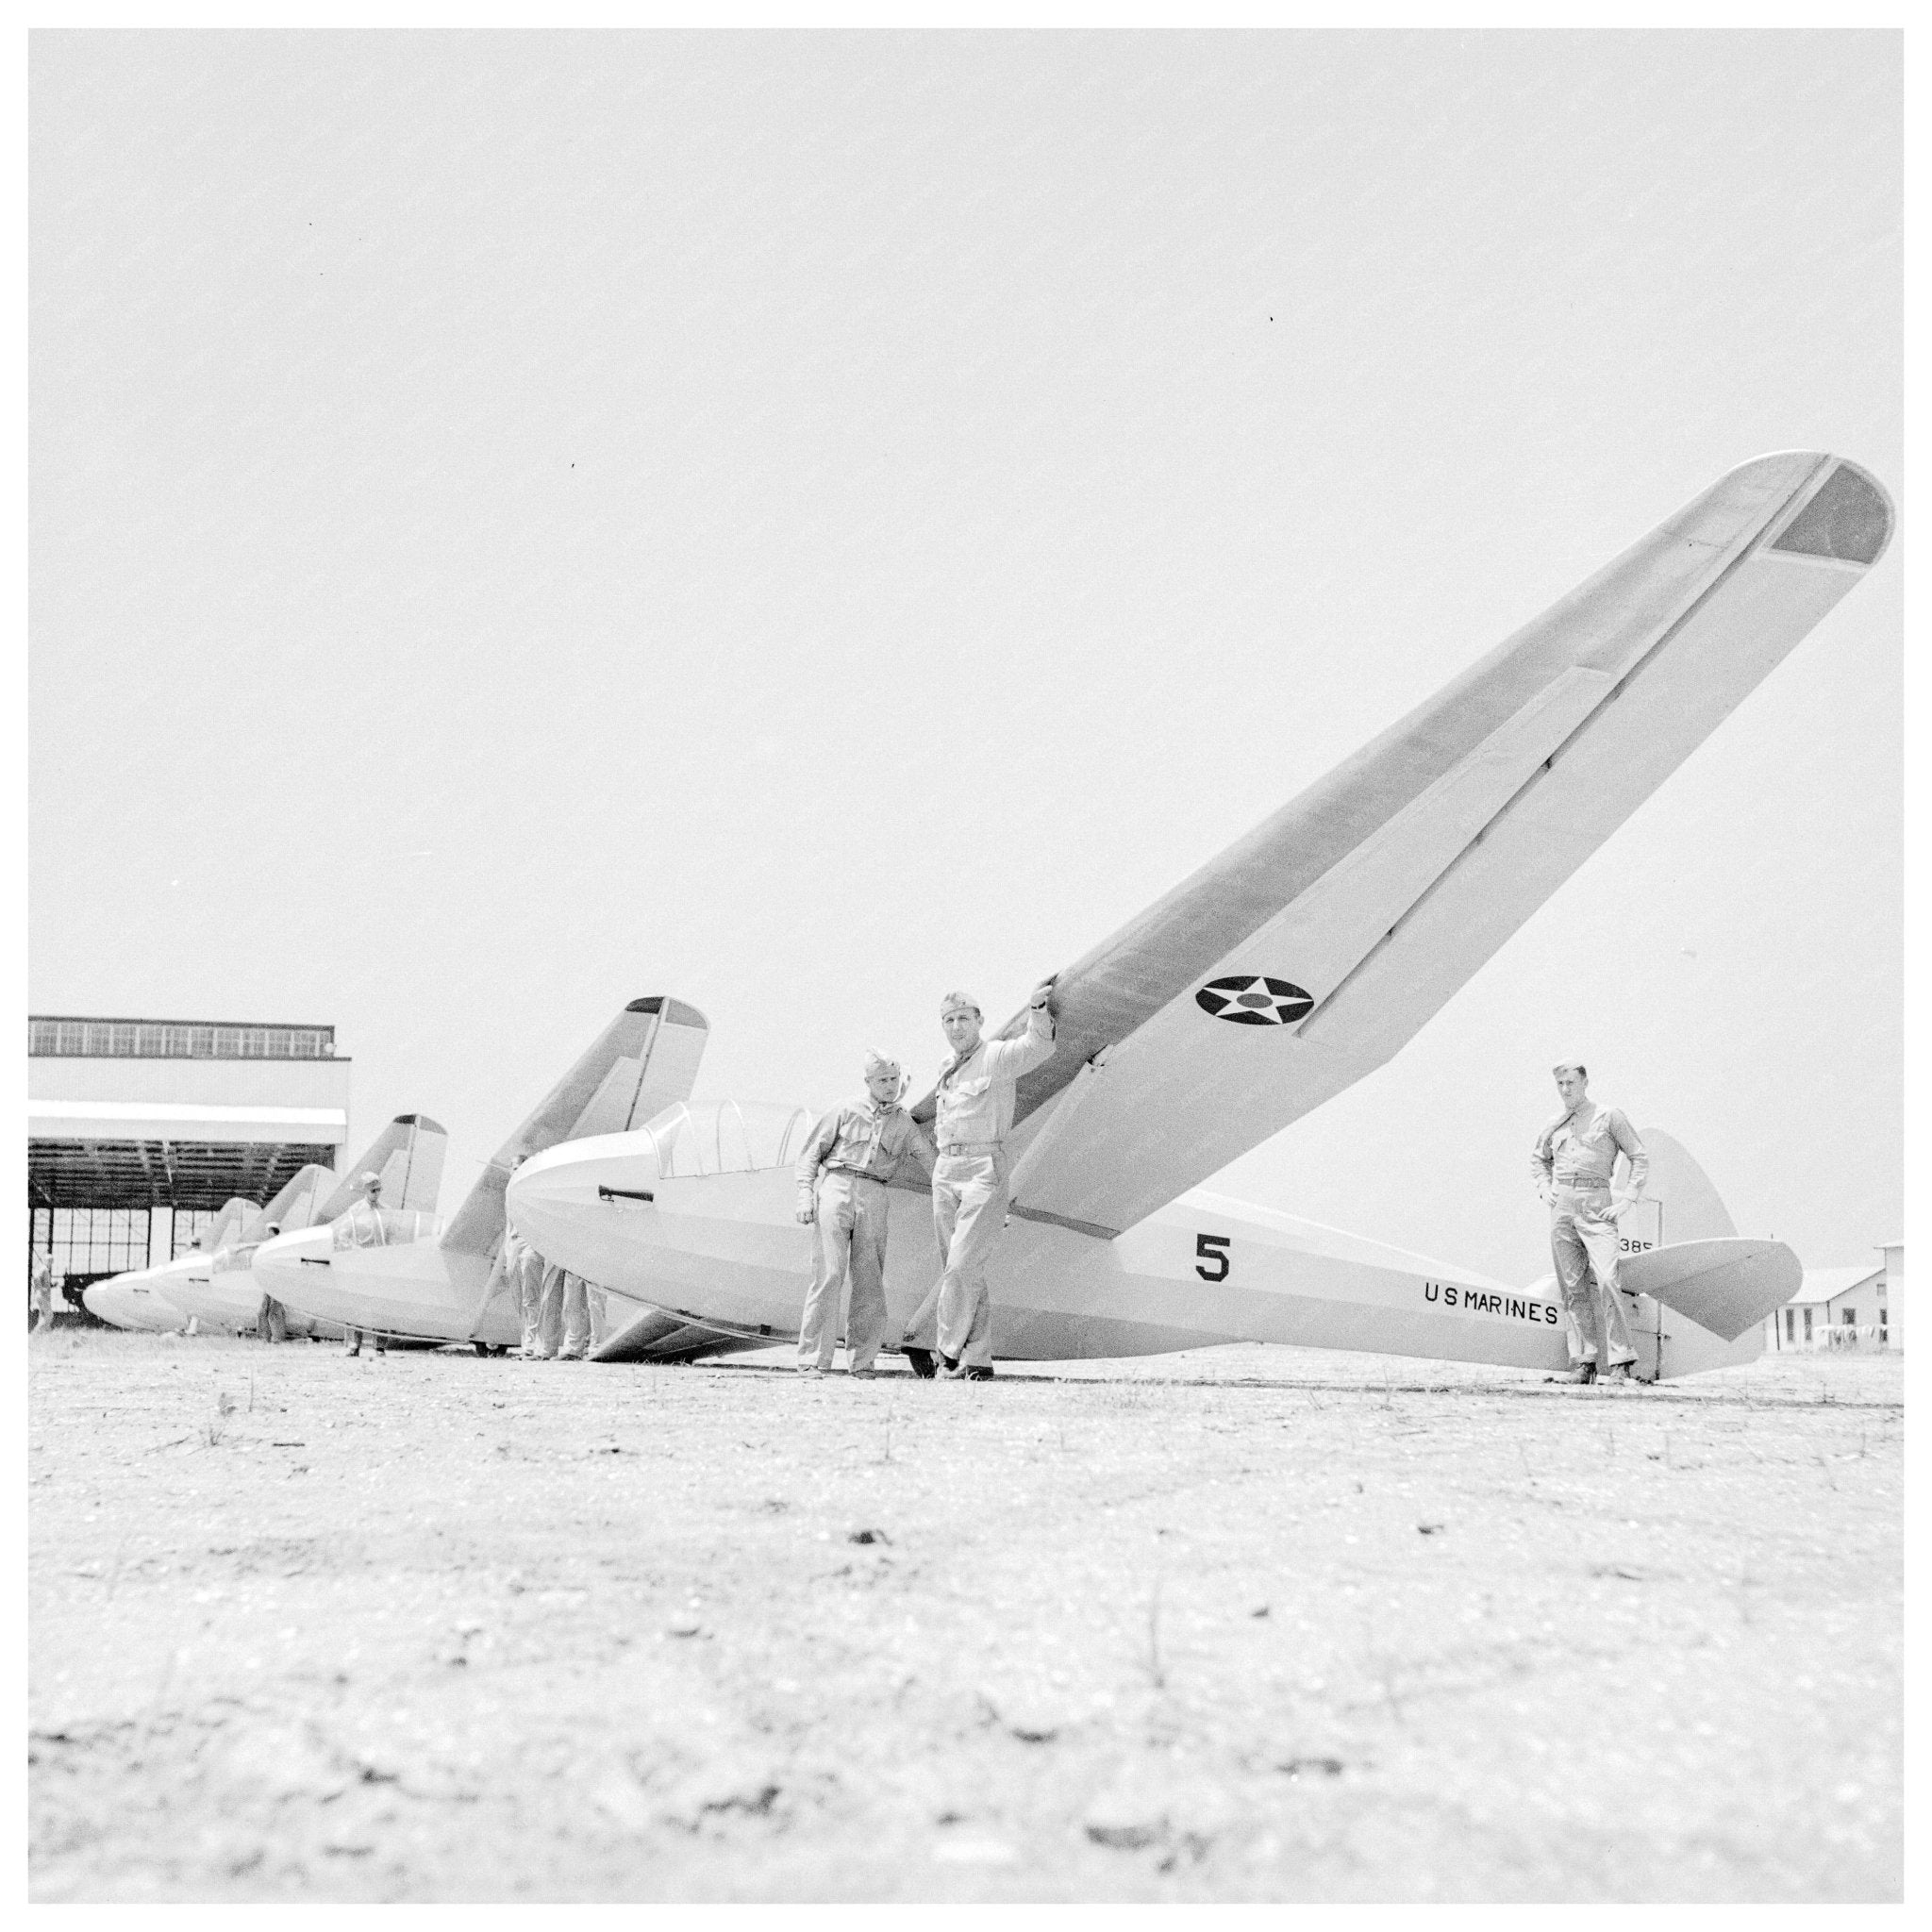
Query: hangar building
27 1015 351 1302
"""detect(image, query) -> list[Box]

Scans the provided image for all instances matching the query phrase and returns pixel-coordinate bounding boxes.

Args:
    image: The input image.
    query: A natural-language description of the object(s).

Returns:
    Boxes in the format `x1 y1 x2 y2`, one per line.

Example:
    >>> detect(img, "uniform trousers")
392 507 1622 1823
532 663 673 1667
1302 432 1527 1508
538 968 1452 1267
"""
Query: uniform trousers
1549 1184 1639 1368
514 1250 548 1355
931 1149 1009 1370
800 1171 891 1371
538 1262 591 1358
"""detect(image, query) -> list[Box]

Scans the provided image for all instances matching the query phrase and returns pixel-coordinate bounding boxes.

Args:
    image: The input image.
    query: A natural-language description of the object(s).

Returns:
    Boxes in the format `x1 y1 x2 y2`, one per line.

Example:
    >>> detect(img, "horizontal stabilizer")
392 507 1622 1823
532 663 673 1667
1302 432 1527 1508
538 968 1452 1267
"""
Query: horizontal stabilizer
591 1301 766 1364
1620 1238 1801 1343
442 997 710 1257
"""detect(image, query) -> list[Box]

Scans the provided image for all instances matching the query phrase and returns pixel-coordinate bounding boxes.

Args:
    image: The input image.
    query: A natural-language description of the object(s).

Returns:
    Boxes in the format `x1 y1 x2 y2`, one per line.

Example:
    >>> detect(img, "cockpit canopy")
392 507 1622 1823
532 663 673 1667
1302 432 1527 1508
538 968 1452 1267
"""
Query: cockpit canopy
641 1102 819 1178
332 1202 444 1251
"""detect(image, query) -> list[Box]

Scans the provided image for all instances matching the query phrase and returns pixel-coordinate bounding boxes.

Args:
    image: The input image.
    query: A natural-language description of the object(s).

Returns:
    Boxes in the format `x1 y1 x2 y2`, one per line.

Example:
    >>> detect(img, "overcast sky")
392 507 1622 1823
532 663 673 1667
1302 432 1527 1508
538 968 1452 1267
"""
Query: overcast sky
30 30 1901 1286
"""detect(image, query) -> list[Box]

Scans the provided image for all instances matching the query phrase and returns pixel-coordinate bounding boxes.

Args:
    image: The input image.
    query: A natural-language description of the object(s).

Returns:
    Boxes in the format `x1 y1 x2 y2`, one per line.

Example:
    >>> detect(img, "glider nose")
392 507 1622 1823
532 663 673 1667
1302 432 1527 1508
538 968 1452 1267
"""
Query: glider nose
254 1224 337 1314
507 1132 661 1285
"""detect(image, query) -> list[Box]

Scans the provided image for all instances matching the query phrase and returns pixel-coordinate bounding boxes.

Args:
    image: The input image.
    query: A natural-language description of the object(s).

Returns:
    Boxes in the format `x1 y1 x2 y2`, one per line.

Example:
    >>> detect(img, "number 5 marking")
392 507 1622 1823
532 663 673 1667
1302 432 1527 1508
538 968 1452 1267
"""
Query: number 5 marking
1195 1234 1232 1282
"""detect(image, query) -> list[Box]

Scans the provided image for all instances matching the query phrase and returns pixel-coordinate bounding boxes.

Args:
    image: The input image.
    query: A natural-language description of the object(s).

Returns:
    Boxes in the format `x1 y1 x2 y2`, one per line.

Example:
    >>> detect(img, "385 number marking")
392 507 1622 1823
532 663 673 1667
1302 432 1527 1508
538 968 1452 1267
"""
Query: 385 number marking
1195 1234 1232 1283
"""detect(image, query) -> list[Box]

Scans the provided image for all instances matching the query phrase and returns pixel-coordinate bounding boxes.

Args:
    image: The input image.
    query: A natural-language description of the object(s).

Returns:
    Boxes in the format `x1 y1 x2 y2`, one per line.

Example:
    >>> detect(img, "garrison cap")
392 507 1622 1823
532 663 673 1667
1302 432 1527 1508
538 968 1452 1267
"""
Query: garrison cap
863 1048 902 1080
940 991 981 1019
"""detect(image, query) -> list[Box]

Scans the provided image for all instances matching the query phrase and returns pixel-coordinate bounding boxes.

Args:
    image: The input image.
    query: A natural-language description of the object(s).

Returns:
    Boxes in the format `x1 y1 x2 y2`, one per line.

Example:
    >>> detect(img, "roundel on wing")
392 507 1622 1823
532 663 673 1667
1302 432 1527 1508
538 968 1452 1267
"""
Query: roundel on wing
1194 974 1314 1026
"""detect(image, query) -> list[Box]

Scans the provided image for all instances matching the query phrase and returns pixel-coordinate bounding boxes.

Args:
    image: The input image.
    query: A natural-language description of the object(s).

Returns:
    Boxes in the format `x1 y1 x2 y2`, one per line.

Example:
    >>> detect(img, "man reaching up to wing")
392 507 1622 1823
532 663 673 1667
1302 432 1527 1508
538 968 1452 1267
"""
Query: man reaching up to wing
902 981 1057 1381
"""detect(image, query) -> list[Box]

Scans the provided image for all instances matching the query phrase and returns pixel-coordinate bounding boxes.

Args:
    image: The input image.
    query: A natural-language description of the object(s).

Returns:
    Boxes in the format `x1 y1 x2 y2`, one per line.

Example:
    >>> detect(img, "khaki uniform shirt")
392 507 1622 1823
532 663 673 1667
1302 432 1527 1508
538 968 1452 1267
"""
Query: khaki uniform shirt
934 1005 1057 1151
796 1096 935 1201
1532 1103 1649 1198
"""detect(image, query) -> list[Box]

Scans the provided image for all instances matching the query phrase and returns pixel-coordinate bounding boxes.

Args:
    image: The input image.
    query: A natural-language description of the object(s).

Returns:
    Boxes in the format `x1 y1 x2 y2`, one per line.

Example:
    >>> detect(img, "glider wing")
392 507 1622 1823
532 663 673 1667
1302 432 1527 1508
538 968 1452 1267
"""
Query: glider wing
996 453 1892 1236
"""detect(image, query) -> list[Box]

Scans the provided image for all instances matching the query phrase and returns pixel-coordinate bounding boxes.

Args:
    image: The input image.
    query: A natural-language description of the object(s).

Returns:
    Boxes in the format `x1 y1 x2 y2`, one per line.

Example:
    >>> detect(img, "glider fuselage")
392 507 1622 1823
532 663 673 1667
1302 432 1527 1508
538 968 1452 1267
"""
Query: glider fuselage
84 1254 200 1332
253 1224 515 1347
510 1125 1597 1374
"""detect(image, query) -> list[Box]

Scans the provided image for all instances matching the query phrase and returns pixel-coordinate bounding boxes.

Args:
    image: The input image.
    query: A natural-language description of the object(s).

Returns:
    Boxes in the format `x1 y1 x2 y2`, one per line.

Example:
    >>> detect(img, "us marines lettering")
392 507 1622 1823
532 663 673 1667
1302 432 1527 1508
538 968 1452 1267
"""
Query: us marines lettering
1424 1280 1561 1324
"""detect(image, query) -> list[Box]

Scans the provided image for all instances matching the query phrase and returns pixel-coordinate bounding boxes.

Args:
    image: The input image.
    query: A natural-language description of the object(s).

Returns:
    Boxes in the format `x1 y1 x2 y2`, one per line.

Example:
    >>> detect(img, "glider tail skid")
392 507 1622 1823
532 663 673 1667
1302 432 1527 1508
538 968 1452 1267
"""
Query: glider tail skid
441 996 710 1270
315 1115 450 1223
985 453 1893 1239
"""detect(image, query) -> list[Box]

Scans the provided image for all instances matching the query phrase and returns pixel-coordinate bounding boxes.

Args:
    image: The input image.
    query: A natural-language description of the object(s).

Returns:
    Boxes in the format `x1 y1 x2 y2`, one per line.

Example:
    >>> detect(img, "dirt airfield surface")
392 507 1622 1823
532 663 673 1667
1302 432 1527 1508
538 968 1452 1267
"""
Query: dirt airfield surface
29 1328 1901 1903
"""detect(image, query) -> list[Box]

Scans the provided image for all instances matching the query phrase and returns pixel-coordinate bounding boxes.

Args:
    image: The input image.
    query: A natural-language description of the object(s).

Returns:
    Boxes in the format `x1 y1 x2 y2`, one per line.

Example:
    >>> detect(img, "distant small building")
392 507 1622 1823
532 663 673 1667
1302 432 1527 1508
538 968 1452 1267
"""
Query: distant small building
1767 1243 1901 1351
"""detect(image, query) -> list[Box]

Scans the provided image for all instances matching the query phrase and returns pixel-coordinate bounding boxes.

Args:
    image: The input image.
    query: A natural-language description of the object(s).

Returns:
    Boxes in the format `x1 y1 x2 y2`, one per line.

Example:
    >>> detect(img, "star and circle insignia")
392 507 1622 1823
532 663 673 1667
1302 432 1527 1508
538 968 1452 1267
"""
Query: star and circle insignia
1194 974 1314 1026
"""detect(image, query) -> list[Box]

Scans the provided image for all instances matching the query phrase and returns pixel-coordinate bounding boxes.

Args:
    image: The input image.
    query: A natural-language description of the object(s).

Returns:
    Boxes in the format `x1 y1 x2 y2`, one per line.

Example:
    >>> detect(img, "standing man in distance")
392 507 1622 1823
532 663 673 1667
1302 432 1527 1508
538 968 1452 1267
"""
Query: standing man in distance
499 1217 547 1359
904 981 1057 1381
30 1246 56 1333
256 1226 291 1342
1532 1061 1650 1385
537 1261 592 1360
343 1172 389 1357
794 1049 935 1376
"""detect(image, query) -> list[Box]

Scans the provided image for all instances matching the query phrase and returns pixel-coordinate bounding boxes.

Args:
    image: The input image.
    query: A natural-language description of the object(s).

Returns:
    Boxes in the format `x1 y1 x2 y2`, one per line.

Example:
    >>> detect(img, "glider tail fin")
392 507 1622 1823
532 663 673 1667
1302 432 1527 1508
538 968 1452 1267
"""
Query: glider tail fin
316 1115 450 1223
441 997 709 1257
237 1162 338 1244
1614 1130 1794 1376
194 1196 257 1254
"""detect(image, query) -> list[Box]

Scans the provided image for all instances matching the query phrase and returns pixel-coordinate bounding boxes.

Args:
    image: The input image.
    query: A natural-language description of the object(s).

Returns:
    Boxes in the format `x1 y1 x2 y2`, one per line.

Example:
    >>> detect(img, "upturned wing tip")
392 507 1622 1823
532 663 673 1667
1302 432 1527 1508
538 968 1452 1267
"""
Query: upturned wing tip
1738 451 1895 568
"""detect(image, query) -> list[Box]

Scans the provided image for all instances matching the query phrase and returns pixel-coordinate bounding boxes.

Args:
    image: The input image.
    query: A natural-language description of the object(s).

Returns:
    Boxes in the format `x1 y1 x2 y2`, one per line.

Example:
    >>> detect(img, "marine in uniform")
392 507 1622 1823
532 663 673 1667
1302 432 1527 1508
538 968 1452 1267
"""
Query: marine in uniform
344 1172 387 1357
794 1050 934 1375
537 1263 592 1360
904 982 1056 1380
499 1217 549 1358
1532 1061 1650 1385
255 1224 290 1341
30 1247 55 1333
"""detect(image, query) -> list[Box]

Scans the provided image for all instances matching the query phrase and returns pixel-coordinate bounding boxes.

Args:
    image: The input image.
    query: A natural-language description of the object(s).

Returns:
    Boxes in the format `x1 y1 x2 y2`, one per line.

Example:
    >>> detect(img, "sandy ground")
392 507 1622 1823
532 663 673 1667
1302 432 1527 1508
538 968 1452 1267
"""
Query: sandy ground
28 1329 1901 1903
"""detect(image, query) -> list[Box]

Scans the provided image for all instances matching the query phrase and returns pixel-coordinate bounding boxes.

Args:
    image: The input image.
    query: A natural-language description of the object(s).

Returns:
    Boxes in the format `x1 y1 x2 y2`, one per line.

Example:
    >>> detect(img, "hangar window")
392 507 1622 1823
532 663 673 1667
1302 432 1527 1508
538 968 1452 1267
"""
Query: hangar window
642 1102 820 1178
44 1207 151 1278
30 1017 337 1059
172 1207 231 1256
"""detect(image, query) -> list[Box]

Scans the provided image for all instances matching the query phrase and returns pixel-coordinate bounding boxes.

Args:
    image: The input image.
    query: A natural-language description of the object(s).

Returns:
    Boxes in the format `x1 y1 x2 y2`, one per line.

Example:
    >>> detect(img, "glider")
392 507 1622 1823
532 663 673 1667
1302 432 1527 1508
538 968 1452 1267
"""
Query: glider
500 451 1891 1378
159 1116 447 1336
253 1000 708 1348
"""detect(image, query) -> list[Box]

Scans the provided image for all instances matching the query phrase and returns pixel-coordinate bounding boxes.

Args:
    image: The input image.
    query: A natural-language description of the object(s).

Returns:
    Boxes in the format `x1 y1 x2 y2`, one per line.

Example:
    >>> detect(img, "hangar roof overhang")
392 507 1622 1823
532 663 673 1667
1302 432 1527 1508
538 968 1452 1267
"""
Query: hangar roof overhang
29 1100 348 1142
27 1136 344 1211
27 1012 351 1211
